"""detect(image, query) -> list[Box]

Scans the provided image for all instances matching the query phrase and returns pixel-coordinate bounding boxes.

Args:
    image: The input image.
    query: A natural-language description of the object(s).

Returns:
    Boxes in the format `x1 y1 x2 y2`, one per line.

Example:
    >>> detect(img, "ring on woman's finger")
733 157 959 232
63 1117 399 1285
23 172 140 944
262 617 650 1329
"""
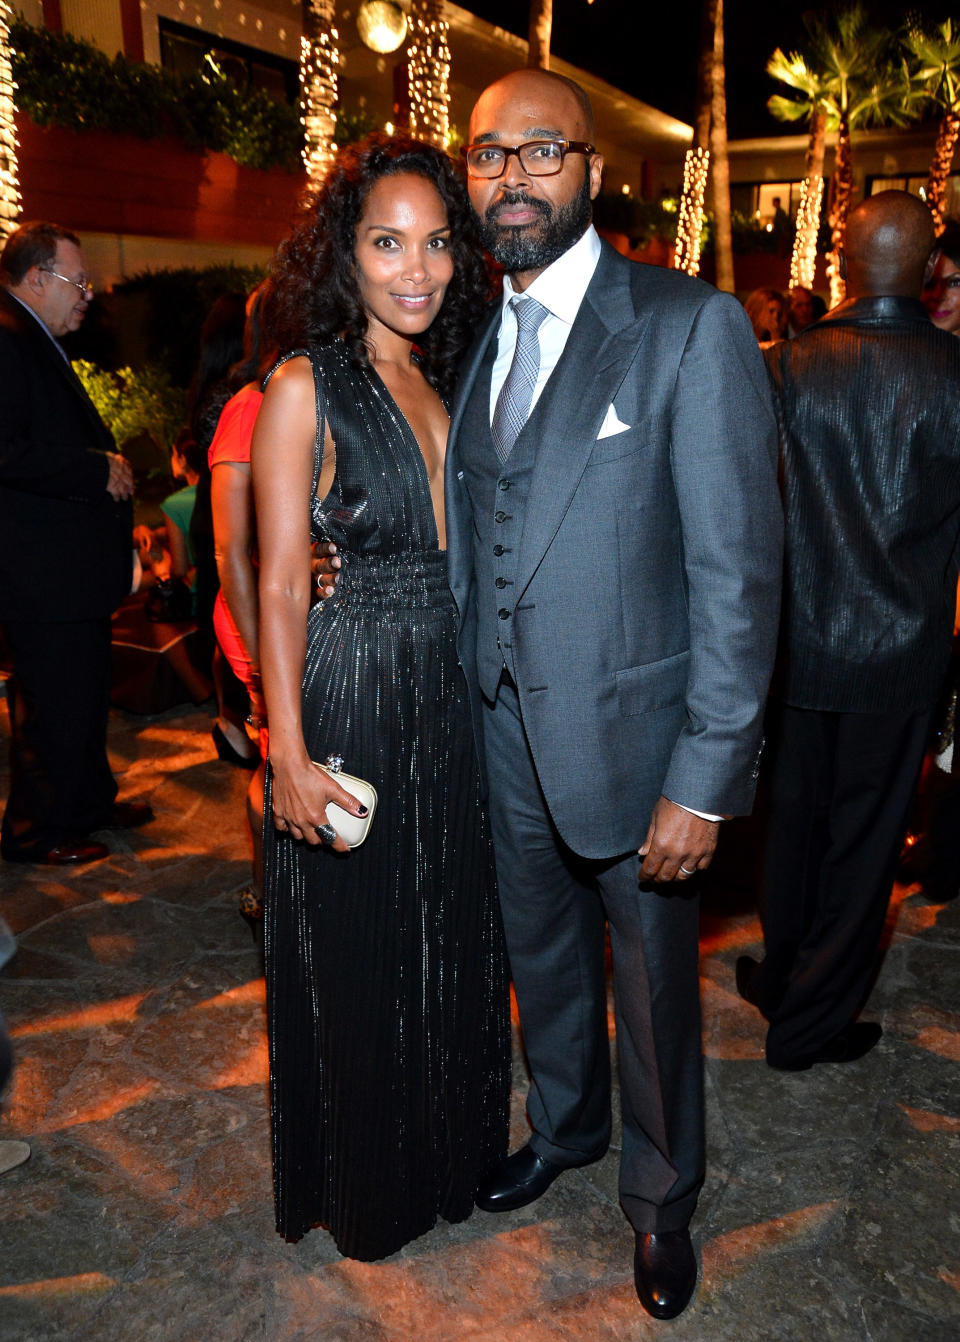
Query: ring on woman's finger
679 864 696 876
315 822 337 845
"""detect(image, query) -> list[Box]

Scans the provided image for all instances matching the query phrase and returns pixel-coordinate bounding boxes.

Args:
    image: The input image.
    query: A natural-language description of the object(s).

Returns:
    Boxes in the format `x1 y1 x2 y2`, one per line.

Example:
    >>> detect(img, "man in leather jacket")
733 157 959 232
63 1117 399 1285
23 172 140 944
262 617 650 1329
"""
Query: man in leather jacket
737 191 960 1070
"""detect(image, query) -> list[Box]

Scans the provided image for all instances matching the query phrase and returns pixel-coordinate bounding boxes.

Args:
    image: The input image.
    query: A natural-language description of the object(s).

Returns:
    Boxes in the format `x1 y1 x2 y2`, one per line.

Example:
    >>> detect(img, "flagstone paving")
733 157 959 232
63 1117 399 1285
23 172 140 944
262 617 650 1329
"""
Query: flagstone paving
0 700 957 1341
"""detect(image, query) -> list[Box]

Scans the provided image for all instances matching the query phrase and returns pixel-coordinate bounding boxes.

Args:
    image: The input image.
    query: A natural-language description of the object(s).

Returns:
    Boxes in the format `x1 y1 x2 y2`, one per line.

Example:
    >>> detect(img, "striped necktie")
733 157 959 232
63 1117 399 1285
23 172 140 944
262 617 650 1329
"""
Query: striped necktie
491 296 549 463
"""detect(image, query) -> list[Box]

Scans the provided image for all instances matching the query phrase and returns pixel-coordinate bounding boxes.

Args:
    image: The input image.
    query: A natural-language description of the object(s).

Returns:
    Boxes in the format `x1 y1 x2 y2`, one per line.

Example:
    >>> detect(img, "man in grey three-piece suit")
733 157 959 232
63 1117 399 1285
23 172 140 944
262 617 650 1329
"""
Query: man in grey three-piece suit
445 71 783 1318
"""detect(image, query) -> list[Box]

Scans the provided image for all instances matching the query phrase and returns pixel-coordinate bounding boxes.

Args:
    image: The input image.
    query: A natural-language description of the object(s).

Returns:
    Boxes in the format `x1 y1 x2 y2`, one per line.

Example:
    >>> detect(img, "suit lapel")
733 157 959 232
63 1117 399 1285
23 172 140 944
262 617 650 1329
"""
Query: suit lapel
9 296 112 446
48 340 113 444
514 248 652 597
448 305 500 461
446 305 500 610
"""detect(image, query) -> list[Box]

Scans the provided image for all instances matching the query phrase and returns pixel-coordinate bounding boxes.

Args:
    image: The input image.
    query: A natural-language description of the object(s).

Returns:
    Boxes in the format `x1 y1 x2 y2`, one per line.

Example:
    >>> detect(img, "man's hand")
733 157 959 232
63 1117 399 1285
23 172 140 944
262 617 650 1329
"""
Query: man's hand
106 452 134 501
638 796 720 883
310 541 342 598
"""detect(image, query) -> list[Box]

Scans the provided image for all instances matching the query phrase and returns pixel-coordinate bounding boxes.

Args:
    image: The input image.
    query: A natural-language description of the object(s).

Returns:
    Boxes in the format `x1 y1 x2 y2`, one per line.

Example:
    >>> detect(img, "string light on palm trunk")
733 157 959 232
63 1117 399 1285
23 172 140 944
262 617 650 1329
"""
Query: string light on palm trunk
790 175 823 291
674 147 709 276
407 0 451 149
0 0 21 241
301 0 340 183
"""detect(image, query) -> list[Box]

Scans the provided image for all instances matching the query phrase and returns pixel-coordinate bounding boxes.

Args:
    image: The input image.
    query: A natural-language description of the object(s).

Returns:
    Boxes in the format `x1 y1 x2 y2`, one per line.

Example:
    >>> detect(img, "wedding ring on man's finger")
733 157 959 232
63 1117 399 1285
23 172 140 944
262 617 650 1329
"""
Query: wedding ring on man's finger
314 822 337 845
679 864 696 876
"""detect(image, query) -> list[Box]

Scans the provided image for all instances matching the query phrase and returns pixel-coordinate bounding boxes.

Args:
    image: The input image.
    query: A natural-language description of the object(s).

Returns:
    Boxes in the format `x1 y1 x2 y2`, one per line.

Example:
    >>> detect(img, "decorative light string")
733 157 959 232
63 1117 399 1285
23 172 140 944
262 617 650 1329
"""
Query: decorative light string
0 0 21 241
407 0 451 148
673 147 709 276
789 174 823 291
827 255 845 310
300 0 340 183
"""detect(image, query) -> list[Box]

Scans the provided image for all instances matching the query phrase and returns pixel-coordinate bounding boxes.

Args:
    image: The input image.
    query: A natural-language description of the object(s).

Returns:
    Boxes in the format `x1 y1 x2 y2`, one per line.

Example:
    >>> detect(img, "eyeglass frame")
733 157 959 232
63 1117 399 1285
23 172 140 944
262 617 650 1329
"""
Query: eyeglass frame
41 267 94 298
462 138 597 179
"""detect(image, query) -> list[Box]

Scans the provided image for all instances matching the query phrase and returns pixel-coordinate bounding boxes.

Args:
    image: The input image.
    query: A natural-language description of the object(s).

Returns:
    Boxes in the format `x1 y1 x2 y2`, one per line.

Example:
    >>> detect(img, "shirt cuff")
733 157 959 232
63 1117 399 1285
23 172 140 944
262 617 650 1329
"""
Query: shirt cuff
673 802 723 823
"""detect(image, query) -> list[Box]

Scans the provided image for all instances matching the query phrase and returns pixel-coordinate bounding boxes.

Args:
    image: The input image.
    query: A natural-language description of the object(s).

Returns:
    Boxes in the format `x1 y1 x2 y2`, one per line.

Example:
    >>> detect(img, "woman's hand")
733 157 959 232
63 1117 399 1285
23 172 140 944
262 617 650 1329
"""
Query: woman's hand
310 541 342 599
270 756 368 854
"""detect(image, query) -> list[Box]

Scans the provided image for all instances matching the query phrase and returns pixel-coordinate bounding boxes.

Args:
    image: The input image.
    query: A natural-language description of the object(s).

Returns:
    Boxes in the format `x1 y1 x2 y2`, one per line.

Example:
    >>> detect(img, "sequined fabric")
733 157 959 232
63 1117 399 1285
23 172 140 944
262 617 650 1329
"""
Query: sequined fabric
262 341 510 1259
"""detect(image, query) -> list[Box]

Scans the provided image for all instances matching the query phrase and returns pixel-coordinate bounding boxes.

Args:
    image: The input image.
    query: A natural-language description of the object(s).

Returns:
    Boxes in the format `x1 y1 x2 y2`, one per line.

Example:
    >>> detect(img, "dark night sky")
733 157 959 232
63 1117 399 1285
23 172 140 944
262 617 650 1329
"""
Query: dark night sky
466 2 953 138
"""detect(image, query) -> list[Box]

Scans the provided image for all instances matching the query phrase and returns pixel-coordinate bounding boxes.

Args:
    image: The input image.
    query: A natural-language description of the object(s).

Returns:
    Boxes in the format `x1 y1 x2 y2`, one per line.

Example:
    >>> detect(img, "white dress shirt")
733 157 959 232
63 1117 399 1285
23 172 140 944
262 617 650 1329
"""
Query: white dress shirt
487 226 722 829
489 224 602 422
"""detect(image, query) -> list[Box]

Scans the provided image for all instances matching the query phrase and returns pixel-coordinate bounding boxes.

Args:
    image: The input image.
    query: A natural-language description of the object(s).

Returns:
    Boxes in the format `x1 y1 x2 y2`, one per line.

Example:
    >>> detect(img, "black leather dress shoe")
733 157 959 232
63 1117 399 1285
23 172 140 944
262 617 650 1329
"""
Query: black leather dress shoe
634 1228 697 1320
735 954 761 1006
91 801 154 830
767 1021 883 1072
2 836 109 866
475 1144 564 1213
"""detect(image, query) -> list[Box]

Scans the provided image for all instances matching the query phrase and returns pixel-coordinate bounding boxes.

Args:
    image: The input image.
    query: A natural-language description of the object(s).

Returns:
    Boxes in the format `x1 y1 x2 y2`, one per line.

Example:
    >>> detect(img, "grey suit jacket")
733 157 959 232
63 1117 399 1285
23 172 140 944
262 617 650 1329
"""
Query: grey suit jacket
445 242 783 859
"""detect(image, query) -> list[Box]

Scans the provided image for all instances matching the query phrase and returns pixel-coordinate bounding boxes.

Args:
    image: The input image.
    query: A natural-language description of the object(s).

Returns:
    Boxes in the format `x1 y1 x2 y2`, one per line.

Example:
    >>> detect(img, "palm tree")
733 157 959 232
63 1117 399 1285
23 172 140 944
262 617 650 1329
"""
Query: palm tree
300 0 339 182
0 0 21 242
771 7 904 307
767 49 832 290
407 0 451 147
709 0 734 292
528 0 552 70
675 0 719 279
902 18 960 233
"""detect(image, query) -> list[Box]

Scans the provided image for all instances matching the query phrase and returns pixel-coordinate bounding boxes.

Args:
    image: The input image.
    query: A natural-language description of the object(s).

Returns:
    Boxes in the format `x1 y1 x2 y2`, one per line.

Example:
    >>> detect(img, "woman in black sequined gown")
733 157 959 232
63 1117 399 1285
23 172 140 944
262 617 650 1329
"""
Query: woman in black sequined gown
251 136 509 1261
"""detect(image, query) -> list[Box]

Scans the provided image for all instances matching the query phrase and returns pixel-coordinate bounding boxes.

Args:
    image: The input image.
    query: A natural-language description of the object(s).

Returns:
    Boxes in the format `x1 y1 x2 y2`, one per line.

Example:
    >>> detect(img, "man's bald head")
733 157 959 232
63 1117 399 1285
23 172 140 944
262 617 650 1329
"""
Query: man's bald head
469 68 597 144
841 191 936 299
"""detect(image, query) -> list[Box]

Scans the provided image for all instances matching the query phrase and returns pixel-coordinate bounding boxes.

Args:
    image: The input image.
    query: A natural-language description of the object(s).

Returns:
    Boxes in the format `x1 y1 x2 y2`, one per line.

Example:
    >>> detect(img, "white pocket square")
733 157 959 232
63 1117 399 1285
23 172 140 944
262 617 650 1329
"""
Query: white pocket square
597 404 630 439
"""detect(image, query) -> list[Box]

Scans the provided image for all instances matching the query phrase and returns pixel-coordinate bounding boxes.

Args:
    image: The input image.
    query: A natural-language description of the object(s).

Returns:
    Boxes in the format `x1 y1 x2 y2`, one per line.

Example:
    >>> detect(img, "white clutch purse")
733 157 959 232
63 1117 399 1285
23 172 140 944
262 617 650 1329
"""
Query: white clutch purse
312 755 378 848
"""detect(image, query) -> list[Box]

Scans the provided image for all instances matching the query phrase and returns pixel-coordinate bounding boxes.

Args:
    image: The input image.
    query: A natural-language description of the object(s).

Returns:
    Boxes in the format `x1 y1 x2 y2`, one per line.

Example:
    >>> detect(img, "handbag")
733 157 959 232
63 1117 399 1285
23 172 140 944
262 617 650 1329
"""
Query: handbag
312 755 378 848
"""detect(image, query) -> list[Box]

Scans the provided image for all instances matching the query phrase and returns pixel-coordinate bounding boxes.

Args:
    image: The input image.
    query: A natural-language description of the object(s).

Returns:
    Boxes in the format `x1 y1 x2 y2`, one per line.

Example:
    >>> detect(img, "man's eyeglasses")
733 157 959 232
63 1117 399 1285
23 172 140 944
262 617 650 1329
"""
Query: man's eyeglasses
41 268 93 298
462 139 596 180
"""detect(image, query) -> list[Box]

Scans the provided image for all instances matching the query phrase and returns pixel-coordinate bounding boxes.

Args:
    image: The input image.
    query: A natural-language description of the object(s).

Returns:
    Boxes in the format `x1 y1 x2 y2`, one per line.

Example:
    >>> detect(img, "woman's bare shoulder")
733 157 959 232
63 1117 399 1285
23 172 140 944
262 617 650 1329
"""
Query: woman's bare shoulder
265 353 314 395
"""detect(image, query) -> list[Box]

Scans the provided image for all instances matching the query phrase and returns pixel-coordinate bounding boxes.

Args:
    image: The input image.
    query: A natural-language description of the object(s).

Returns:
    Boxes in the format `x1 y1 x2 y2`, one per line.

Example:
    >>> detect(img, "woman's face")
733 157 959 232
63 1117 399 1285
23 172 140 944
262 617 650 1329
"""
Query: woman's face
923 252 960 334
764 296 788 340
354 172 454 346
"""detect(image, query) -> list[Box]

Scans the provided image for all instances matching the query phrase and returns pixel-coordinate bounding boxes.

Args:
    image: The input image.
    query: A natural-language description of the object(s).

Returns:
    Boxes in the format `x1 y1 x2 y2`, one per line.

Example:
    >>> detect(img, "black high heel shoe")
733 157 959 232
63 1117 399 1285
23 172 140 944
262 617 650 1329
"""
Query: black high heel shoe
212 722 258 770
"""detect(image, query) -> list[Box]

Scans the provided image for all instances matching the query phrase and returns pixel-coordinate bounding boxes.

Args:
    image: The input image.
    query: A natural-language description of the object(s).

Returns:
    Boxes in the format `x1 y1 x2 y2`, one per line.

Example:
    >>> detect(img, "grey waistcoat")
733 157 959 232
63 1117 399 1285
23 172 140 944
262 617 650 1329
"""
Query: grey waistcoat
457 336 544 701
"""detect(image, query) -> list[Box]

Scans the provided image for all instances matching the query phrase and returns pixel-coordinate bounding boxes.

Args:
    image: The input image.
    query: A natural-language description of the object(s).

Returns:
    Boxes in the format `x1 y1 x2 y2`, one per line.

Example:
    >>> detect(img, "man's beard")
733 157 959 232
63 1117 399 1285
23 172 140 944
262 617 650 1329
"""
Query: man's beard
479 170 593 274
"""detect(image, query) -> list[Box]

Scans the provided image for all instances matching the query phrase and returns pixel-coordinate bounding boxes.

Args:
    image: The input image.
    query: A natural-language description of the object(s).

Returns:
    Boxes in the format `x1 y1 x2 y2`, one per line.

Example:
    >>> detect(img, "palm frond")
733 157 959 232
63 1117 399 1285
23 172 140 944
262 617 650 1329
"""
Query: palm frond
767 93 812 123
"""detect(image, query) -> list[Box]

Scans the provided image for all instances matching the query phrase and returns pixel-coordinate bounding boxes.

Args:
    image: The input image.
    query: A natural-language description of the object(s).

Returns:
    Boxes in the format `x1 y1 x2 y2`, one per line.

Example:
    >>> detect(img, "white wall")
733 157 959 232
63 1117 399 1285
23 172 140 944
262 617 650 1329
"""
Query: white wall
81 231 274 289
140 0 302 66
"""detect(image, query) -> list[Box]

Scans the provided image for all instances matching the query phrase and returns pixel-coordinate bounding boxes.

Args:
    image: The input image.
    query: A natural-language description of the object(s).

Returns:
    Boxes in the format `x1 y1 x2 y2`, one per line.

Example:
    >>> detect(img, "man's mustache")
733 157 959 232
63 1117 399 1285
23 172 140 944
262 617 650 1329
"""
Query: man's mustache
485 190 551 226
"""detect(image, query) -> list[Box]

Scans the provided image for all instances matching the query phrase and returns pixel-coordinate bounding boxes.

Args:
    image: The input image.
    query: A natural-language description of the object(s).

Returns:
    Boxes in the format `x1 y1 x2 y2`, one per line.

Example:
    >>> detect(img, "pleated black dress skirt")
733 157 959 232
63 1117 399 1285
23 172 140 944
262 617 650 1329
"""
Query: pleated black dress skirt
262 342 510 1260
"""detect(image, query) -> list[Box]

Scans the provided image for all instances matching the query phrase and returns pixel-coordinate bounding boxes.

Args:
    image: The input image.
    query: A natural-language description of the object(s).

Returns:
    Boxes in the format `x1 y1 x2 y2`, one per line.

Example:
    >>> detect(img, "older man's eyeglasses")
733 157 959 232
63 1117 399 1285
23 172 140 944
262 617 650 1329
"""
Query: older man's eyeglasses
42 268 93 298
462 139 596 179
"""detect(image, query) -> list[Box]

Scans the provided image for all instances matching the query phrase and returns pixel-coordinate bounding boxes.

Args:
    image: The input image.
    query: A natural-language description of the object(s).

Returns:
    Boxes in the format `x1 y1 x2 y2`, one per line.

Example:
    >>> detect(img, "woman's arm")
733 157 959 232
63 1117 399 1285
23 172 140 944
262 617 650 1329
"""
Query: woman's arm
211 461 259 664
163 513 195 587
251 357 362 850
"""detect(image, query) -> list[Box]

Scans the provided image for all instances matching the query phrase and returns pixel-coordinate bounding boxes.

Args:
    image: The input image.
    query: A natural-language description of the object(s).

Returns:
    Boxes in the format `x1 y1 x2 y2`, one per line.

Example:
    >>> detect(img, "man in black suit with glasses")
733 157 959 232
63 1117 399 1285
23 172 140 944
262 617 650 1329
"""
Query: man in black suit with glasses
0 220 152 865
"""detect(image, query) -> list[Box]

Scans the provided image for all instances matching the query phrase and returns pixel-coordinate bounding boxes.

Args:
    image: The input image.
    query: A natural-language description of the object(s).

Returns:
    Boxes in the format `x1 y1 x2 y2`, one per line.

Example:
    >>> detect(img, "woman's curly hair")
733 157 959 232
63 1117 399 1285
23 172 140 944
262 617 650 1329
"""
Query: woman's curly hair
935 218 960 270
269 133 491 398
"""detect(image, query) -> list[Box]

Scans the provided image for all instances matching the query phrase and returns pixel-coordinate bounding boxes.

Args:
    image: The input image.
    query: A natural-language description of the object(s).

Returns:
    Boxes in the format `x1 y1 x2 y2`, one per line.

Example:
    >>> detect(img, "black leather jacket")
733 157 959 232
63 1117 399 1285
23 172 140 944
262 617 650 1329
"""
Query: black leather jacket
765 295 960 712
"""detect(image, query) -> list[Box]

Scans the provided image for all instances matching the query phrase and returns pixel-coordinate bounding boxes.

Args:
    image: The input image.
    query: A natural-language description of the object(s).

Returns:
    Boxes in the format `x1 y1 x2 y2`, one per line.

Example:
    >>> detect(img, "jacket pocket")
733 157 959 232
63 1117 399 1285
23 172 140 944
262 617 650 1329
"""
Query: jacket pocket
585 437 644 468
615 649 690 717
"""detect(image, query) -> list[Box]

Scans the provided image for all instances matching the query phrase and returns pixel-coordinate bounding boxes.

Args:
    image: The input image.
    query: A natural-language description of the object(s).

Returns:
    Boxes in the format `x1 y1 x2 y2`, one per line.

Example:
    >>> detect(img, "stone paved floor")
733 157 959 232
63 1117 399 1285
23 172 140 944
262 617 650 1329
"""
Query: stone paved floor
0 701 957 1341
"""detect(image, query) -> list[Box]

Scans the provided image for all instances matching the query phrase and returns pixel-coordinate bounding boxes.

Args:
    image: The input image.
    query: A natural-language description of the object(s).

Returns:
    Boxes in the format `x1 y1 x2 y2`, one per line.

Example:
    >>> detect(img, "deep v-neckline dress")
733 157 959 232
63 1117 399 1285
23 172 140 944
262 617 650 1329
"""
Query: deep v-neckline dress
262 341 510 1260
